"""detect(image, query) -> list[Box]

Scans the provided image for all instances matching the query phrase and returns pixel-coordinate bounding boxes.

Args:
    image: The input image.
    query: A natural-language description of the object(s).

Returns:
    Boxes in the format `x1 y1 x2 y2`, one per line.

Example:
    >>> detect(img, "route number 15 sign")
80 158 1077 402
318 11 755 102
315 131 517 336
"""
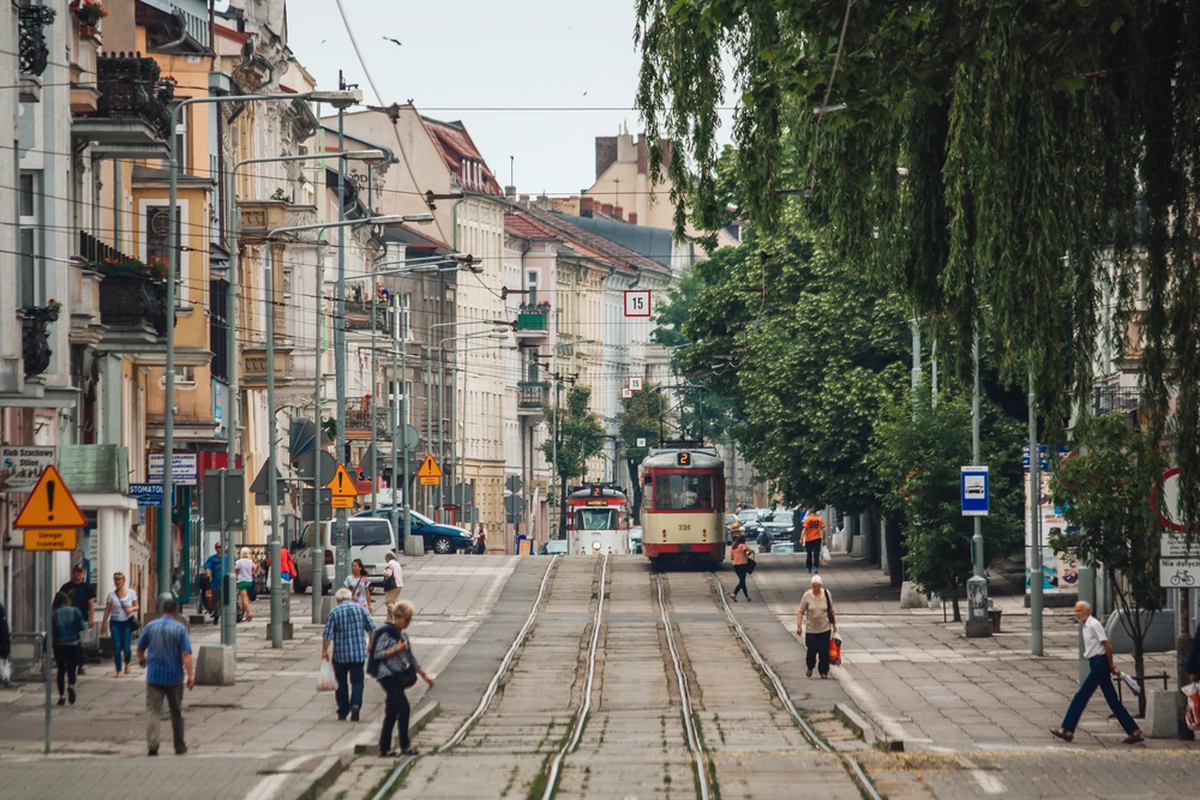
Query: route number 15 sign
624 290 651 317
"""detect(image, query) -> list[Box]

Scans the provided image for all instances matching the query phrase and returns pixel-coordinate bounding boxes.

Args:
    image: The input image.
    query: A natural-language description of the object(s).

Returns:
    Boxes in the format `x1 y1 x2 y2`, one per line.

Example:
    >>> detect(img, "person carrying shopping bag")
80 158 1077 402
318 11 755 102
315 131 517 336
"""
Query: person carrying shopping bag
100 572 139 677
797 574 837 679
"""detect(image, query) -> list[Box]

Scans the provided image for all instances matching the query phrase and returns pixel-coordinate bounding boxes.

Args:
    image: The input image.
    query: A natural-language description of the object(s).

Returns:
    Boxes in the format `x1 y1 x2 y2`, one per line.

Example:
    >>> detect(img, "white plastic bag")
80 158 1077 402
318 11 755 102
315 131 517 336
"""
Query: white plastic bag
0 658 10 685
820 544 831 566
1182 682 1200 731
317 659 337 692
1117 671 1140 696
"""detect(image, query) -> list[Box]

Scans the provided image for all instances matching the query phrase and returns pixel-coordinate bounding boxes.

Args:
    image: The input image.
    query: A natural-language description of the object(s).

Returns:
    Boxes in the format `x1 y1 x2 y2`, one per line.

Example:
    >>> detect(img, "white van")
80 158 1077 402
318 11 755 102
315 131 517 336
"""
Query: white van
291 517 396 595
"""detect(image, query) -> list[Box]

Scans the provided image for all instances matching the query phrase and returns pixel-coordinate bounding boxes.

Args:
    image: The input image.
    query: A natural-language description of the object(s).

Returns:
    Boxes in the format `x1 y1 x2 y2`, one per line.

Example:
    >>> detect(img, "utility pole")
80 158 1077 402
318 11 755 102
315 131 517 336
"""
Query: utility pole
971 322 984 578
1029 366 1044 656
312 250 324 623
333 70 349 586
265 256 283 648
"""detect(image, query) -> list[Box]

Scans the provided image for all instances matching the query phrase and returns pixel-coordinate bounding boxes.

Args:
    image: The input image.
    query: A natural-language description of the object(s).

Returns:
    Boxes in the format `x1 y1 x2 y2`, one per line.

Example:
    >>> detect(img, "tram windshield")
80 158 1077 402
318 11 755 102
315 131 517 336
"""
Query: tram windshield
575 508 619 530
653 473 714 511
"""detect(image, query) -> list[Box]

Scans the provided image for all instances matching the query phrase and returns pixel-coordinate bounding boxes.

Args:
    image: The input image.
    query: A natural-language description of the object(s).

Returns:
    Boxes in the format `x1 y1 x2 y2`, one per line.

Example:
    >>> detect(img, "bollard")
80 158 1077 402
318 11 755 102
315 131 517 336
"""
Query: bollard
964 574 992 637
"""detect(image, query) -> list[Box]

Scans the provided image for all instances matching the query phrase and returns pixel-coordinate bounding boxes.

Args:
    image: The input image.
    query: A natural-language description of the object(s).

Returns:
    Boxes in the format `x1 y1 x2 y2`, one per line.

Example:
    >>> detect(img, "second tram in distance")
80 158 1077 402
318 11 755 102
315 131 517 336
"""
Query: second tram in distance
566 486 631 555
640 446 726 566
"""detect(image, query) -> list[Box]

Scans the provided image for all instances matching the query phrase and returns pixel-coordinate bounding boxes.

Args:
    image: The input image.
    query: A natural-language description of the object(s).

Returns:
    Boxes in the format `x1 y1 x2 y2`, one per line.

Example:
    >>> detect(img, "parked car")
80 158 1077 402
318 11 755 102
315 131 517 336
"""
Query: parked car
771 540 797 554
291 517 396 595
539 539 569 555
735 508 765 537
759 509 796 542
628 526 643 554
355 507 475 555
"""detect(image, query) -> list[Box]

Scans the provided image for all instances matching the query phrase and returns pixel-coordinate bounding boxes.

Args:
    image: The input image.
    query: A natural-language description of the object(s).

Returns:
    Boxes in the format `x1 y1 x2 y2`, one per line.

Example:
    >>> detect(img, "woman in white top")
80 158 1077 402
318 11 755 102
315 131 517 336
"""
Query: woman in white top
235 548 255 622
99 573 138 677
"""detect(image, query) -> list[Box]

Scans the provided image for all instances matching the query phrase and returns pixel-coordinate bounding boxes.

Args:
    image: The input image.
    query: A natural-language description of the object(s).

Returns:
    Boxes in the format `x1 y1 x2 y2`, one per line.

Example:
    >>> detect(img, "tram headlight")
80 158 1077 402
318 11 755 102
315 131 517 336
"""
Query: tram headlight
592 541 602 552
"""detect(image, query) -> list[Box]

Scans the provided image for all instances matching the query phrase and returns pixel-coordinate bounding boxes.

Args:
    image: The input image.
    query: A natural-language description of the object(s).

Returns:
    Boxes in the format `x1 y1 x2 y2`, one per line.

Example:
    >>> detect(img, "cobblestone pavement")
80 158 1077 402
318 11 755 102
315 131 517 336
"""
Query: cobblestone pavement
0 554 520 800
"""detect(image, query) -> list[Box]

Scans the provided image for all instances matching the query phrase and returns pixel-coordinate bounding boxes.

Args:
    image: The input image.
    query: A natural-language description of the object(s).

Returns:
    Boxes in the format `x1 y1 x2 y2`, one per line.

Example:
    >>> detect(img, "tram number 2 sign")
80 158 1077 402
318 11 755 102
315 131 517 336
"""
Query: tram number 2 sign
624 290 652 317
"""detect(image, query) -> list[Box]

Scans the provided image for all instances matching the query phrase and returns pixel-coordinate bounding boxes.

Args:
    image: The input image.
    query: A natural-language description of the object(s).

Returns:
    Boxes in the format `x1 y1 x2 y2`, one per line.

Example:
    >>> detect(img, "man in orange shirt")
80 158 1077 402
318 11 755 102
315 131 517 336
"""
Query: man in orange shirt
801 509 825 574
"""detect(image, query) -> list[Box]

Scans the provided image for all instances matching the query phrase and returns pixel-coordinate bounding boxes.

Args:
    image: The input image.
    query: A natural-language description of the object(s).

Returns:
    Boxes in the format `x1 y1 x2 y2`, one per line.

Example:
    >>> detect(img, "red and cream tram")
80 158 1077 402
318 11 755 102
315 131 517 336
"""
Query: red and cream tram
566 486 631 555
641 446 726 565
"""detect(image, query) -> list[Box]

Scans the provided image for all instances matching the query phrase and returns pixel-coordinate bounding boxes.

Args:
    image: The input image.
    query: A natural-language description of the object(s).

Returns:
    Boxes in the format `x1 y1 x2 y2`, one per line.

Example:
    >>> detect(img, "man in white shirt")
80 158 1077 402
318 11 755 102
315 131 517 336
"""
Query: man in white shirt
1050 601 1144 744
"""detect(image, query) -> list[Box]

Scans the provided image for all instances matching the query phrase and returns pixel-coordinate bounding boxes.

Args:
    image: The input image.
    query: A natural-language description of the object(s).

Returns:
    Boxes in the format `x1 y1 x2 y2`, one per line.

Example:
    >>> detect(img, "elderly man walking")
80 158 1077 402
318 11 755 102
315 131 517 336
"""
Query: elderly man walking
137 597 194 756
1050 601 1144 744
322 586 376 721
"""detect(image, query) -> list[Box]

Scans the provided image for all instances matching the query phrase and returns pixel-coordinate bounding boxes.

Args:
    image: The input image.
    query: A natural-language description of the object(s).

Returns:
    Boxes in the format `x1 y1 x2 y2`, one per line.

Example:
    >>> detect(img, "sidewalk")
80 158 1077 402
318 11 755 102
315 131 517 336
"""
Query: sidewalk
0 554 520 800
749 553 1196 752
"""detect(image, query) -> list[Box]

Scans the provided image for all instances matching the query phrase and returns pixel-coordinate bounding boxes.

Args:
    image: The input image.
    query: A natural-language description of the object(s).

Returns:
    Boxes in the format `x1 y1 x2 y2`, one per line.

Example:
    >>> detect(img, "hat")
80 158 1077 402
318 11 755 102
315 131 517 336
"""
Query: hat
811 574 823 585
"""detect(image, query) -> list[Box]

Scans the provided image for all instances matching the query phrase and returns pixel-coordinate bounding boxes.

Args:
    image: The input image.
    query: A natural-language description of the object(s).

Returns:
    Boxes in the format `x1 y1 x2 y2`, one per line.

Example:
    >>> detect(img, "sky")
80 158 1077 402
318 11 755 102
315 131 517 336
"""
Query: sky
283 0 685 198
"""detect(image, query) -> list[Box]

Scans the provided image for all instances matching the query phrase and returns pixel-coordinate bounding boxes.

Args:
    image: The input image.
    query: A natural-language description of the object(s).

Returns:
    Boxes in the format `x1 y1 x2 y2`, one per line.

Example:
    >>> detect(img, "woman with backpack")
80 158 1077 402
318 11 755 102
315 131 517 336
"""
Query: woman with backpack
52 591 87 705
797 574 837 679
370 600 434 756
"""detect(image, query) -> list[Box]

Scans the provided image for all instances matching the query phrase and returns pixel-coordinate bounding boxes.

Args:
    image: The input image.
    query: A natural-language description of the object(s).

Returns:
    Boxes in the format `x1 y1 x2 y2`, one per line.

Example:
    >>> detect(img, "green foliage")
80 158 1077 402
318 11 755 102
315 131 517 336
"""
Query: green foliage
540 385 605 483
617 383 666 466
870 388 1024 613
636 0 1200 531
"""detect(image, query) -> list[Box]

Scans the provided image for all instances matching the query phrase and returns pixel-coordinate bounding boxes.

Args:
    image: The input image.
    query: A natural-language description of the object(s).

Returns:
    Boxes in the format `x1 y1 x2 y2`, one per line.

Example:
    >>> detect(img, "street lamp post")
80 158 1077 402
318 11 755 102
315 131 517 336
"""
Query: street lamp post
162 87 361 603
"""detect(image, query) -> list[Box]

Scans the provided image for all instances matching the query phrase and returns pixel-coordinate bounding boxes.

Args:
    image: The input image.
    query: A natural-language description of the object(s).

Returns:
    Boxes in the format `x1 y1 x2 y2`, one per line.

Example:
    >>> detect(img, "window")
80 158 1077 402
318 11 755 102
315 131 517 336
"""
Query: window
398 293 411 341
146 206 180 264
575 508 618 531
209 279 230 381
652 473 714 511
19 171 43 308
388 379 411 426
349 519 392 547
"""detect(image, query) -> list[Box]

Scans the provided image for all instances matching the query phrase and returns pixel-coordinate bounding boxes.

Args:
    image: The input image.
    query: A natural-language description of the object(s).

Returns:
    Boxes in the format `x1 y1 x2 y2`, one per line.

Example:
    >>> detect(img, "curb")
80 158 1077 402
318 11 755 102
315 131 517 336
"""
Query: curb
294 755 350 800
833 702 876 744
353 699 441 756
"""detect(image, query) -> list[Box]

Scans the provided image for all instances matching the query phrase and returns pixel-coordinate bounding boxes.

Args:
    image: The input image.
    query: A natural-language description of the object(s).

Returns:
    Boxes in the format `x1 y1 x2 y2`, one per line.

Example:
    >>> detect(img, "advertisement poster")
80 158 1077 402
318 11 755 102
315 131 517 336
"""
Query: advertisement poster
1025 466 1079 594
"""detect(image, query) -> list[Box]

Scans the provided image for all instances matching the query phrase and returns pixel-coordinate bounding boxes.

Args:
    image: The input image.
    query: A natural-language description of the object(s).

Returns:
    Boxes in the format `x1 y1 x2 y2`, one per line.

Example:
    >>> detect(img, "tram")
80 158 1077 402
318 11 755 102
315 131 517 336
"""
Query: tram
566 485 631 555
640 445 726 565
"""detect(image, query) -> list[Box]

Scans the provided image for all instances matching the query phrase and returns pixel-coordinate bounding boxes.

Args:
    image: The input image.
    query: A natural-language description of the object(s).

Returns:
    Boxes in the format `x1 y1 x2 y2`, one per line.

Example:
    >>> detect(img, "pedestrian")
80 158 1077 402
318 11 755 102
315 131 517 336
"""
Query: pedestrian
58 564 95 674
279 545 297 585
757 526 773 553
51 591 86 705
0 601 10 686
137 597 193 756
1051 601 1144 744
235 548 255 622
474 523 487 555
382 553 403 621
372 600 434 756
801 509 826 573
322 586 376 721
100 572 139 677
344 558 373 613
1187 617 1200 682
203 542 226 621
728 534 752 603
797 574 836 679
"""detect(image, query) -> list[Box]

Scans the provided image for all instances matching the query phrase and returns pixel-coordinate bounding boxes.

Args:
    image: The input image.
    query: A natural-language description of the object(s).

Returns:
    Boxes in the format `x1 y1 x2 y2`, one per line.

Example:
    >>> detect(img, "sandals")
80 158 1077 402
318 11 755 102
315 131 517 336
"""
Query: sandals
1049 728 1074 742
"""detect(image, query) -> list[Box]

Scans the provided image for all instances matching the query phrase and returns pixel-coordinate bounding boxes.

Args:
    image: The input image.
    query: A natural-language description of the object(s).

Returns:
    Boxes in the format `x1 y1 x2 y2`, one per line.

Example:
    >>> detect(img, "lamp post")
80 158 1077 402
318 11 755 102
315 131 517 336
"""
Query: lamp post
161 87 361 602
260 214 408 647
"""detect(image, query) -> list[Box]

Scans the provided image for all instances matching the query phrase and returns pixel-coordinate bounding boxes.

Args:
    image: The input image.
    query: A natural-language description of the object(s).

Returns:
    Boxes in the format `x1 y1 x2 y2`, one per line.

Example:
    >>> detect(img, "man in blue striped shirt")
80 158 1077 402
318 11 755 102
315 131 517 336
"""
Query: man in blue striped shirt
322 587 376 721
137 597 193 756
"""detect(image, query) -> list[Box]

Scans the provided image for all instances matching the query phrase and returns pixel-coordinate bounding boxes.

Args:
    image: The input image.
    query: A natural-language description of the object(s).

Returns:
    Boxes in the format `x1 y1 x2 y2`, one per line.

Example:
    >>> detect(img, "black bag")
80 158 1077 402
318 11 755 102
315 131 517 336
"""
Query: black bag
129 615 141 633
382 573 397 592
397 663 418 689
744 548 757 574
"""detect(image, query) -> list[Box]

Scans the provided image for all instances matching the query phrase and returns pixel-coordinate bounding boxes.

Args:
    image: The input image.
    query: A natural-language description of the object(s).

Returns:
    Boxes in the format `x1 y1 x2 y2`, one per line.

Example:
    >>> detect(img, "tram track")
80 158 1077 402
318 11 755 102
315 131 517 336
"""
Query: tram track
654 572 712 800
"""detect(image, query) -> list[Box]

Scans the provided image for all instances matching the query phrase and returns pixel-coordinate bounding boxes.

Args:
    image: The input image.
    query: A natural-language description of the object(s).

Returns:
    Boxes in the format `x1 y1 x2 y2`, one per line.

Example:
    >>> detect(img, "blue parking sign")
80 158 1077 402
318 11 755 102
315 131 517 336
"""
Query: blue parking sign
961 466 989 516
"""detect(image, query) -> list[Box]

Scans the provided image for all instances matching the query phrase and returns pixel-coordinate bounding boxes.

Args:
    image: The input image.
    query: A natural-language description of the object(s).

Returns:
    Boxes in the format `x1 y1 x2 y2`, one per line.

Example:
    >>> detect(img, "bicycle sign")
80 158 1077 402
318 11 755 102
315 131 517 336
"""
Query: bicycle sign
1159 558 1200 588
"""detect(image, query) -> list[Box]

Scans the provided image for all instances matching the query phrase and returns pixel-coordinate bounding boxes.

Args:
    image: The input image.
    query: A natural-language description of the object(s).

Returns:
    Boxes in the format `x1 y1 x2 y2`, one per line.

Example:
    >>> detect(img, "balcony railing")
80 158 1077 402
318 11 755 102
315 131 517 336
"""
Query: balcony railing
1092 386 1142 416
19 4 56 76
518 381 550 411
89 53 174 140
20 304 60 378
516 303 549 334
344 299 393 337
82 233 173 336
344 401 389 438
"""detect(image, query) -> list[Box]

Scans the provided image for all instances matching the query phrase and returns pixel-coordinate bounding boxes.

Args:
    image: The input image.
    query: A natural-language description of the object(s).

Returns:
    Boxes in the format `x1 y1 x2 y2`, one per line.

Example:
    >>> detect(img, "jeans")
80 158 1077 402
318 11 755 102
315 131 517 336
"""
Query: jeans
111 619 133 672
732 565 749 598
53 644 79 696
146 682 186 753
334 661 365 717
1061 655 1139 735
378 673 412 753
805 538 822 571
805 630 832 676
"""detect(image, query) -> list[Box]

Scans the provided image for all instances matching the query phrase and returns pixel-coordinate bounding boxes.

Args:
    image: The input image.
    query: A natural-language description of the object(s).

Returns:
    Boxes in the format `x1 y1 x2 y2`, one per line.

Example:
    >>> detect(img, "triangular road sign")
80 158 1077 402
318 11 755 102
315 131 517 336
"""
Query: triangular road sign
325 464 359 498
15 465 86 529
417 453 443 479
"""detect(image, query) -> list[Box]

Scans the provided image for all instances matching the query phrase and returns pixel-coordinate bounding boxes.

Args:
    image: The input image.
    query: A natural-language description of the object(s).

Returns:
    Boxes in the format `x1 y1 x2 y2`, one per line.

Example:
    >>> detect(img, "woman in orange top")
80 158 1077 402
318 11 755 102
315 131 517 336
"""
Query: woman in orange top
729 535 752 602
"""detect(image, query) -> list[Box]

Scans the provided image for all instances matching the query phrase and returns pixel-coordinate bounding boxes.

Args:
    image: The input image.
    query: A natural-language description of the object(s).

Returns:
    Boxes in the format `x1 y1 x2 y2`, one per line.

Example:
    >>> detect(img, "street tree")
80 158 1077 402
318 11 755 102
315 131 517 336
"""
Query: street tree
617 383 668 521
1049 413 1163 716
541 384 606 533
871 388 1025 621
636 0 1200 530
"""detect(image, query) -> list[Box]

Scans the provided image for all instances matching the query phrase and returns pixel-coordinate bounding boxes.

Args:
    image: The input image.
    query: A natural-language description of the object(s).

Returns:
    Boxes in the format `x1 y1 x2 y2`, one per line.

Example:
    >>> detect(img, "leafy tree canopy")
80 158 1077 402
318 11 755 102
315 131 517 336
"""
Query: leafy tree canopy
540 384 606 482
637 0 1200 527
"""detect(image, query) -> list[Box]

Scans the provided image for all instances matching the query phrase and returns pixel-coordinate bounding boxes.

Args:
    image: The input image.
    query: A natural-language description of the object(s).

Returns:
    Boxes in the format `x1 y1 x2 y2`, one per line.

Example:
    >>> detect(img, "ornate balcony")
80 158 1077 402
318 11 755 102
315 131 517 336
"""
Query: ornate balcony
344 299 393 338
515 303 549 338
241 346 294 390
82 232 175 352
518 381 550 416
344 400 389 439
20 304 60 379
19 3 57 102
71 53 174 158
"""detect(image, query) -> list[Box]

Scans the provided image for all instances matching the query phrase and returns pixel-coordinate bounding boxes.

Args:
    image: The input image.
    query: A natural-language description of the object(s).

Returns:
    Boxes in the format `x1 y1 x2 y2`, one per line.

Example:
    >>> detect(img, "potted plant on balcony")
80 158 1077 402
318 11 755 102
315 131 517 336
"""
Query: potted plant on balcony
20 299 61 379
73 0 106 36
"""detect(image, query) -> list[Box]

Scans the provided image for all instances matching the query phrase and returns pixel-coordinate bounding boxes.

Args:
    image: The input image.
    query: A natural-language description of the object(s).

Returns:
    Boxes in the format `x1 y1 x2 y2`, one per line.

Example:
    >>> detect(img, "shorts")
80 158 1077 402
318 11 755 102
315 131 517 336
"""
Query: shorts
238 581 253 592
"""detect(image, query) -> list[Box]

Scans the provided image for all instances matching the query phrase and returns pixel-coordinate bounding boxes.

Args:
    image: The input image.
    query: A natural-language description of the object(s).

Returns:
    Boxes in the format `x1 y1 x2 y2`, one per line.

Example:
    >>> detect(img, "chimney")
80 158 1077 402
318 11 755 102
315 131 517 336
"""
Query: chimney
519 194 530 204
580 197 594 217
596 136 618 179
504 185 516 199
627 212 637 225
612 206 624 221
536 194 550 209
601 203 613 216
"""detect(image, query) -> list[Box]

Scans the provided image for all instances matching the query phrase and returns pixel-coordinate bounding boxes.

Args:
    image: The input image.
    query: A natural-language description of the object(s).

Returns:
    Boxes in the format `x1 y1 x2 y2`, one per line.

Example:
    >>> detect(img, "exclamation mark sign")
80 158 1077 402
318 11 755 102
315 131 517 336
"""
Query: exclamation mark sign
337 471 343 491
46 479 56 522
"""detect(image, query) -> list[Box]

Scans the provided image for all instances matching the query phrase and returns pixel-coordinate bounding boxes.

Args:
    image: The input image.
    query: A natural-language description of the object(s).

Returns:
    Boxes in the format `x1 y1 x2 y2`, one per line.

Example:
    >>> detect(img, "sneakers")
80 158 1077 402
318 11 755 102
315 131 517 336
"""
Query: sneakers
350 706 360 722
68 687 76 705
56 696 65 706
148 748 159 756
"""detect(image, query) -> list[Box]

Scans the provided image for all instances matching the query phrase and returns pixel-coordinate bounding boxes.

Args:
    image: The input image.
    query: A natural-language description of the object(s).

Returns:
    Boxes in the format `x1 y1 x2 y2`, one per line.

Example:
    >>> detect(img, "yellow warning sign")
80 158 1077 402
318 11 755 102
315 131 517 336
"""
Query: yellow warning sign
23 529 79 551
325 464 359 508
417 454 443 480
14 465 86 529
